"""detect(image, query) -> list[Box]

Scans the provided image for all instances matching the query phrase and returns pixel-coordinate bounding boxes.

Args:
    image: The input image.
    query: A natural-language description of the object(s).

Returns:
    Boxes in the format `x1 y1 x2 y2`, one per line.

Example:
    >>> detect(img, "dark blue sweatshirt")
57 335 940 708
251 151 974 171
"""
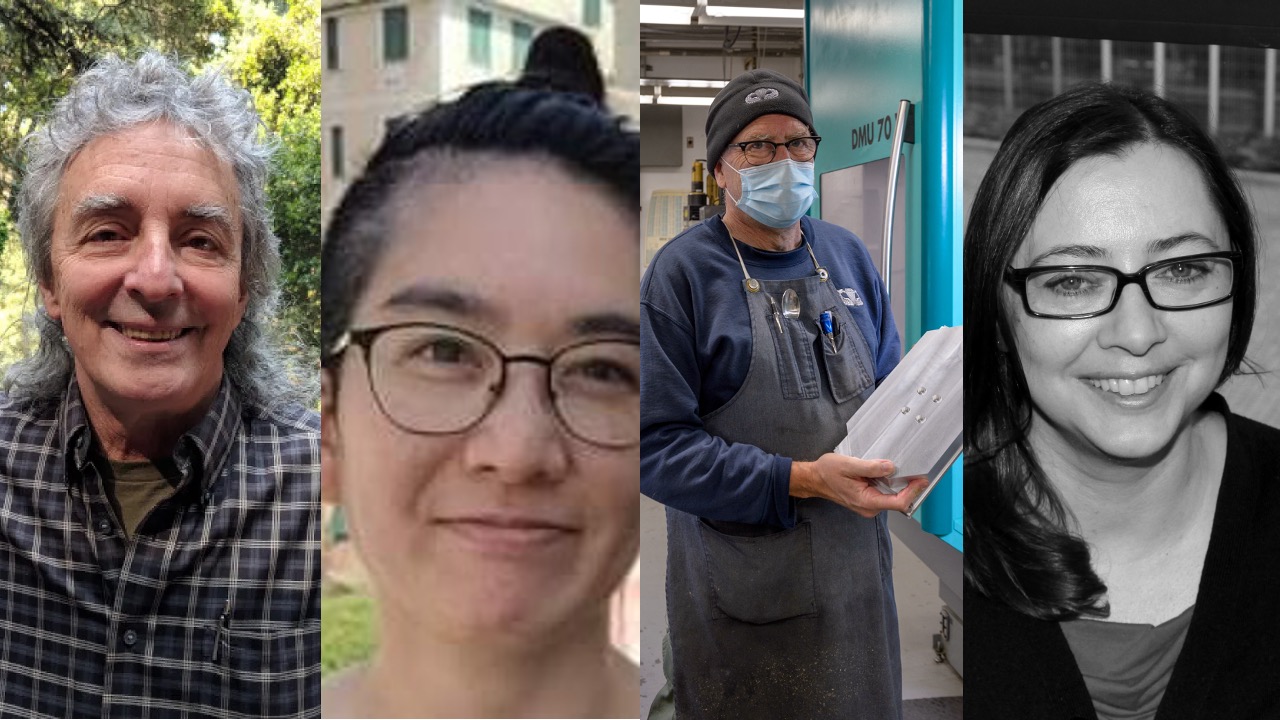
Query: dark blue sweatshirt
641 214 900 527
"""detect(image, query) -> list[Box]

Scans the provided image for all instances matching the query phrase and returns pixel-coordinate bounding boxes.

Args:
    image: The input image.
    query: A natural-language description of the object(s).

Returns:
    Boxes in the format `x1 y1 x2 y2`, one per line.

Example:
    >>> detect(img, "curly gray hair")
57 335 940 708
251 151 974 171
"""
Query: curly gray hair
10 51 310 407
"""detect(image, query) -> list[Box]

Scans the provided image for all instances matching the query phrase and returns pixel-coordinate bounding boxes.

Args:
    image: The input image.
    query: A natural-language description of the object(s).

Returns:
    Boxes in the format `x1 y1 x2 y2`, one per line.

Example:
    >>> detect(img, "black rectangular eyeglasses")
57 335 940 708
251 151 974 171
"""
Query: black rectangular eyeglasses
1004 251 1241 319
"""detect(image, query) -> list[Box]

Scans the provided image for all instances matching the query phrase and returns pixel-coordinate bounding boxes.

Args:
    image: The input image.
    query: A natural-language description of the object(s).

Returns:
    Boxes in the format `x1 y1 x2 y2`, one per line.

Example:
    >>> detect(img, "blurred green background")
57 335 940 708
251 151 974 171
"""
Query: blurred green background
0 0 320 372
322 590 376 676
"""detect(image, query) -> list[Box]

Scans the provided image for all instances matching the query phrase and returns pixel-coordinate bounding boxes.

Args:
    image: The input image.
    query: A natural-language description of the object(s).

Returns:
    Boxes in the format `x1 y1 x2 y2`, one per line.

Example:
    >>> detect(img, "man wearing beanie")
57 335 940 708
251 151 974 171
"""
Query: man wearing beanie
640 69 927 719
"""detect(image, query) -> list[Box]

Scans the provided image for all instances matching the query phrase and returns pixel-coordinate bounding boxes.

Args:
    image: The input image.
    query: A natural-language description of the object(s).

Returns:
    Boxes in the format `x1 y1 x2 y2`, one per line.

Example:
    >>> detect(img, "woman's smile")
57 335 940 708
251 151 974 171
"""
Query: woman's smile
1081 368 1172 410
1086 373 1165 397
432 508 583 558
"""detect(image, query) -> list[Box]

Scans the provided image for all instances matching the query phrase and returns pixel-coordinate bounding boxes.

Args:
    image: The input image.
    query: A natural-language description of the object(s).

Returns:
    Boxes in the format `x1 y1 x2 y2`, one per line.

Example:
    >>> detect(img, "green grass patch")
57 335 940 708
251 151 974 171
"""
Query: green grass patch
322 592 377 677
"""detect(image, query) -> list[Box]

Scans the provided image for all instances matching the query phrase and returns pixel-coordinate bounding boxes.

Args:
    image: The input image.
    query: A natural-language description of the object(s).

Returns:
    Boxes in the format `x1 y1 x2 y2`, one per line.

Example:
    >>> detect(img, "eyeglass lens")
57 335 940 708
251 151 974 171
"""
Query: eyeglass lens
1023 256 1235 317
366 325 639 447
743 138 818 164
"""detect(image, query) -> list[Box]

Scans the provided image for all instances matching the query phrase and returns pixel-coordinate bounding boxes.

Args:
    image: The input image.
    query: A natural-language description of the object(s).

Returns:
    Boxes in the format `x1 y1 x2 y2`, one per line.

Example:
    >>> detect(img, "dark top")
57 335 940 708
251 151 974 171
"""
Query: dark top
964 395 1280 720
640 214 898 527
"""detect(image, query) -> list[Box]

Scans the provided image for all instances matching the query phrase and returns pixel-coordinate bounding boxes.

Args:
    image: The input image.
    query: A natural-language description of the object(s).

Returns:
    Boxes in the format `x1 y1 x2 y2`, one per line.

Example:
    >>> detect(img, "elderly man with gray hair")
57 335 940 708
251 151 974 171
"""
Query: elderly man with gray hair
0 53 319 717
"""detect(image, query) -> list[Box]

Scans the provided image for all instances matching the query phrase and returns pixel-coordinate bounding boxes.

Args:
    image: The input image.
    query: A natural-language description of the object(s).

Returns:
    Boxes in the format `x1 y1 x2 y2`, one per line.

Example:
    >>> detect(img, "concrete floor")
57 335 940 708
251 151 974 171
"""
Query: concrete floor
639 495 962 716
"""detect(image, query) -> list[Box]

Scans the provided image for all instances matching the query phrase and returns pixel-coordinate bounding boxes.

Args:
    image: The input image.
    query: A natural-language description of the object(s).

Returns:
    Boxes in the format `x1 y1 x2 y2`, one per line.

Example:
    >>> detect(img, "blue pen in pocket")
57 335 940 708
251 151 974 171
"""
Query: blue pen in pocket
819 311 836 353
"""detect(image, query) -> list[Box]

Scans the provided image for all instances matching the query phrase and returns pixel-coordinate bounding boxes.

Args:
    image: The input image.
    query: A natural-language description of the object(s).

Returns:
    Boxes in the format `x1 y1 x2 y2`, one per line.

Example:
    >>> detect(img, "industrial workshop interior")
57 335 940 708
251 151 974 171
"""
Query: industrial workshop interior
640 0 964 717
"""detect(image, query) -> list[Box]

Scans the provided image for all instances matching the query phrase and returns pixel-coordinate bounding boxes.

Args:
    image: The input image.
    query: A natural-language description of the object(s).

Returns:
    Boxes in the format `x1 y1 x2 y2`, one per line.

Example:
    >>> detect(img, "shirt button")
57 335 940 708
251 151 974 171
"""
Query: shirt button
122 629 138 647
95 518 111 534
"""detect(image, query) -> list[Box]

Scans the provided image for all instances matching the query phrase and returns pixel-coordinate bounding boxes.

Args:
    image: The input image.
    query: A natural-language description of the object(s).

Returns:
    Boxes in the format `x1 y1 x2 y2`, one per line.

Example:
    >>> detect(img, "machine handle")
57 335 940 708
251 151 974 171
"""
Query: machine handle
881 99 912 298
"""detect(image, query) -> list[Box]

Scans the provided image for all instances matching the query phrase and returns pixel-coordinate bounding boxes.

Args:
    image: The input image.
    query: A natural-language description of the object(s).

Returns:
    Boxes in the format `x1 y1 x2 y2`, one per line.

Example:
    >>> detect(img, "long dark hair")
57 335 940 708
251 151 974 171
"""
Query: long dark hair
963 82 1258 620
320 44 637 371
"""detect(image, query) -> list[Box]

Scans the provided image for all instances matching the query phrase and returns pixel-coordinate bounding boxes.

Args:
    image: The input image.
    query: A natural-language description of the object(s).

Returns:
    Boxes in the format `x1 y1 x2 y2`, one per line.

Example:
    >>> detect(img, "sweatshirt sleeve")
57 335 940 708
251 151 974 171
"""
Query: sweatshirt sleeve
640 298 798 528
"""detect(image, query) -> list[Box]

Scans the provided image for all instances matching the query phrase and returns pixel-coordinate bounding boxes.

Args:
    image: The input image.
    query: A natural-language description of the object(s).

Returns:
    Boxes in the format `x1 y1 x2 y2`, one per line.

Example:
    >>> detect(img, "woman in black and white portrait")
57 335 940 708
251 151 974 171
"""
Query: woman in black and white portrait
963 82 1280 719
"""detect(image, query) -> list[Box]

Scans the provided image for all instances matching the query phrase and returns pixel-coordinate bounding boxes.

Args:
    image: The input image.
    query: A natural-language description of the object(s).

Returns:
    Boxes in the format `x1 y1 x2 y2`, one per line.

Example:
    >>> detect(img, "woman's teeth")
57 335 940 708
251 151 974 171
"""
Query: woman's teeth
1090 374 1165 396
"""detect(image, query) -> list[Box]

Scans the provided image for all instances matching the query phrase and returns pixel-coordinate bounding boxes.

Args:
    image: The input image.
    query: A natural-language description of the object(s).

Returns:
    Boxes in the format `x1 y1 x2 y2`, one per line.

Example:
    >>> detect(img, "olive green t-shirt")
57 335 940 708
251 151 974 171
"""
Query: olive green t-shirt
105 458 182 539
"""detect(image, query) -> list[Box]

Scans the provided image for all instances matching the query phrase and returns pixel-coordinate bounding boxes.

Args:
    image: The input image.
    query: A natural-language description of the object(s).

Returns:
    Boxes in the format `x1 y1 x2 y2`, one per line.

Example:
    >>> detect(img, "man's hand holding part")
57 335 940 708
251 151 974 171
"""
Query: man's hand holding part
790 453 929 517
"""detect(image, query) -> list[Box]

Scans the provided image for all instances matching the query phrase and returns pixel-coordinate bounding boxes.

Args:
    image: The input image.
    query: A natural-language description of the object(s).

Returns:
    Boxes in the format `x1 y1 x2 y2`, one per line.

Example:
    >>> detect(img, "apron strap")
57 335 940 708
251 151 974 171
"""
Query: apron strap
729 236 760 293
803 241 830 282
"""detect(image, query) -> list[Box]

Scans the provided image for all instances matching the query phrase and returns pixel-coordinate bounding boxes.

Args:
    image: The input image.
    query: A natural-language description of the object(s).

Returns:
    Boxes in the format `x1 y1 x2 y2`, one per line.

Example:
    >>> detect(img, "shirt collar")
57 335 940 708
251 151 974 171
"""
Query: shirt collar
713 214 817 268
60 374 243 494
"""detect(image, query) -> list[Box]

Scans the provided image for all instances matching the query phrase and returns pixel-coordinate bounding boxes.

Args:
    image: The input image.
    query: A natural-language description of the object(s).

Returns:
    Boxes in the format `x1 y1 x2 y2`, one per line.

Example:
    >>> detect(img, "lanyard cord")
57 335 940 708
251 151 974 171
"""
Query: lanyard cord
728 231 828 284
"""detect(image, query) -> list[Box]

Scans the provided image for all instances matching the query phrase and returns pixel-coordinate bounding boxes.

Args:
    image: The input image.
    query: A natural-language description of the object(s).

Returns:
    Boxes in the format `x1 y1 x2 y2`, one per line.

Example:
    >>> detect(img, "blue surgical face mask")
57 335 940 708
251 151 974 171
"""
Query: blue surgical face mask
724 158 818 228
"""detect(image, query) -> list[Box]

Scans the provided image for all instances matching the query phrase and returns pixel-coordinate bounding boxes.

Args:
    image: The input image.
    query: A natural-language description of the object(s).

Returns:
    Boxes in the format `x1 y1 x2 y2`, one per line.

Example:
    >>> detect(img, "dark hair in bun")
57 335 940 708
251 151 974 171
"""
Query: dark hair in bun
320 30 635 369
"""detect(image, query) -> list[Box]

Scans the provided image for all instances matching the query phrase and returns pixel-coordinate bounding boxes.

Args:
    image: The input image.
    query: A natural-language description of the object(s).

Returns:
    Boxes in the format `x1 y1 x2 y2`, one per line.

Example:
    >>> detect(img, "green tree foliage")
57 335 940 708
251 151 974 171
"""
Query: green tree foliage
0 207 37 366
267 108 321 358
0 0 239 206
217 0 321 359
321 591 377 676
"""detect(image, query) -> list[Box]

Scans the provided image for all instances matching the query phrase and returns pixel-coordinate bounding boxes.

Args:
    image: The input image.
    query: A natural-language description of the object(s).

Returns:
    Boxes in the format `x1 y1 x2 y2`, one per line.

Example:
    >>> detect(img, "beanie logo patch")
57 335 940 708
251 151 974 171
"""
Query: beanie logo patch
745 88 779 104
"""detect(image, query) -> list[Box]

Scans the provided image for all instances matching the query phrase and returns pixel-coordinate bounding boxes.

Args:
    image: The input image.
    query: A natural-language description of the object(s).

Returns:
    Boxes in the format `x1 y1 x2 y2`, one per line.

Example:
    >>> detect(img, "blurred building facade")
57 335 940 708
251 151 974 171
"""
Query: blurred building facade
320 0 637 220
965 36 1278 166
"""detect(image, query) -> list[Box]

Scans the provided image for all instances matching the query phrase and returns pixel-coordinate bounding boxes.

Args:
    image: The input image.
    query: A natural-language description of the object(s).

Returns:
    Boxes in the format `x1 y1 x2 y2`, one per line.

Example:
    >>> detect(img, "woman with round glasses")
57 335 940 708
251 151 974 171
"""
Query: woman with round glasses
965 82 1280 719
318 44 640 718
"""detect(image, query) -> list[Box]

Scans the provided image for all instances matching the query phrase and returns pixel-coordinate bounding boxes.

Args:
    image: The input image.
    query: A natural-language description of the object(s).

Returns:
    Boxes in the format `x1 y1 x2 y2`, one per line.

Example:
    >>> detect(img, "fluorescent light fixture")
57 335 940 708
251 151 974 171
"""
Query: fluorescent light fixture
640 4 804 26
640 4 692 24
641 95 717 106
640 79 729 89
706 6 804 19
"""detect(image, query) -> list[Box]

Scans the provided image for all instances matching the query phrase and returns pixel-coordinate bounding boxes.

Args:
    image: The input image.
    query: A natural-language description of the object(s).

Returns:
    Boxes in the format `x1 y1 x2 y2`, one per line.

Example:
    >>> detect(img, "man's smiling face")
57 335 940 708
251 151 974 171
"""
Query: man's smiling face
42 120 248 416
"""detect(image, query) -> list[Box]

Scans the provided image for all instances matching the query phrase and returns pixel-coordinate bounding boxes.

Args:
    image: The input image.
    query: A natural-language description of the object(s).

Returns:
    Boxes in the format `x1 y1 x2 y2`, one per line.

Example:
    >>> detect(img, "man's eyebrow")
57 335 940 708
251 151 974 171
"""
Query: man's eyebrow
186 204 236 234
71 193 130 223
1147 232 1224 254
742 128 811 142
572 313 640 339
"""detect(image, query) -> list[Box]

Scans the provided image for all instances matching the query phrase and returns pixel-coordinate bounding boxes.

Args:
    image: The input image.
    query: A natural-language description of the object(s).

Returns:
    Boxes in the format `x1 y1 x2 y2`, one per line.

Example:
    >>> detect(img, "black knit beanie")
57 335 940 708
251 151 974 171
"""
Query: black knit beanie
706 69 814 164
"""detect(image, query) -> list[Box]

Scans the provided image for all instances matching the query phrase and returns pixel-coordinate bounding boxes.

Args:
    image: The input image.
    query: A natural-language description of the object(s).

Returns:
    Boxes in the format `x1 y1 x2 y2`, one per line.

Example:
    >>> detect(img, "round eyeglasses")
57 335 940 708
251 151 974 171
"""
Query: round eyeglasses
331 322 640 448
1004 251 1240 319
728 136 822 165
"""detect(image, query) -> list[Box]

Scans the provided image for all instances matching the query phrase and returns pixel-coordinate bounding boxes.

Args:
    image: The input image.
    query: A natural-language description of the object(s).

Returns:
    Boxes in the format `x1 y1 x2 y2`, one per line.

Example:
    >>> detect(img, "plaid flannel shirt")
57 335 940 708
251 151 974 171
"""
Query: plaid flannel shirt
0 375 320 718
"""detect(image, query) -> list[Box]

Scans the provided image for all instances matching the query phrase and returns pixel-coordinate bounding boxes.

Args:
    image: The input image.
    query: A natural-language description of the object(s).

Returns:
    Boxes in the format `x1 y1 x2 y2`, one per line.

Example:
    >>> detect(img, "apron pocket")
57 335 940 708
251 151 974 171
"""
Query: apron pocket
698 519 818 624
770 311 821 401
815 306 874 404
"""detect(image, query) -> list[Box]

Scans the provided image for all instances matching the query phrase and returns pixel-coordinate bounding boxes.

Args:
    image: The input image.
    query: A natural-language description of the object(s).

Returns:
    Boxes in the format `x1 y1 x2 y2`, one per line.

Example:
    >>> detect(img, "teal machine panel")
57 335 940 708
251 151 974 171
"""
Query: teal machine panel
806 0 962 552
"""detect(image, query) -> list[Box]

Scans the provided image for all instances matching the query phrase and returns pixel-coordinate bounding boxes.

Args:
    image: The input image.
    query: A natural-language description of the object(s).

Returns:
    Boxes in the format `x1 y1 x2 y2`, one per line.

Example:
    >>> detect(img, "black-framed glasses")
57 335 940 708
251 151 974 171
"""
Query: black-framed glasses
728 136 822 165
1004 251 1241 319
331 322 639 449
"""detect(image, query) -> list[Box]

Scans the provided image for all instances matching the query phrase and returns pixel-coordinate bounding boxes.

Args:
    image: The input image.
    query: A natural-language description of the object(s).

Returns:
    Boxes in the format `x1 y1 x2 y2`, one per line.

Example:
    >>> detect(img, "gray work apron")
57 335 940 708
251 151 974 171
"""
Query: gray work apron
664 237 902 720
